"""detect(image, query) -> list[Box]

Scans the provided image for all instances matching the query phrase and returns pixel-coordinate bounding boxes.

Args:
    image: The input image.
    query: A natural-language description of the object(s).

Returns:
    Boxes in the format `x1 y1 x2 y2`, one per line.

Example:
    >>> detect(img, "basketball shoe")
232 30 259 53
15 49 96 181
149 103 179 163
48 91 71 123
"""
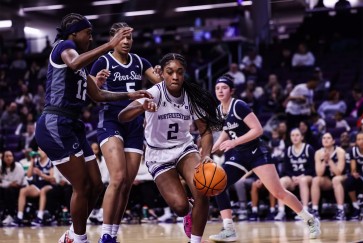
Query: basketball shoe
58 230 74 243
307 217 321 239
183 199 194 238
98 233 115 243
209 227 237 242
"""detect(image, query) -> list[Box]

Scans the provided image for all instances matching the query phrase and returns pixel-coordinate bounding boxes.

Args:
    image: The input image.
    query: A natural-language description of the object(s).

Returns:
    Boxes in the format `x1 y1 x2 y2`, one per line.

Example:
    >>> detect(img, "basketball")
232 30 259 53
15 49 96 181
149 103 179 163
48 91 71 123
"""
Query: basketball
193 162 227 197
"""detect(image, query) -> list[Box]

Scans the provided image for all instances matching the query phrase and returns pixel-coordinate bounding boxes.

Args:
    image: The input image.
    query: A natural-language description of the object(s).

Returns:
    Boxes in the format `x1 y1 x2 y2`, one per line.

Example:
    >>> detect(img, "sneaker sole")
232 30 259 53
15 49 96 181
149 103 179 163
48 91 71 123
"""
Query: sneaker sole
209 236 238 242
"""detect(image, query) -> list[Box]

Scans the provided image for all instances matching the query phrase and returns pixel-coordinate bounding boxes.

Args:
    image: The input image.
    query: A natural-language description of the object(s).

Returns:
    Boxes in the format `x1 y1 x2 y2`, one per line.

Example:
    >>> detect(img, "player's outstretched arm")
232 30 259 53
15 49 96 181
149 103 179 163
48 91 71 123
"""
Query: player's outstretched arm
118 99 157 122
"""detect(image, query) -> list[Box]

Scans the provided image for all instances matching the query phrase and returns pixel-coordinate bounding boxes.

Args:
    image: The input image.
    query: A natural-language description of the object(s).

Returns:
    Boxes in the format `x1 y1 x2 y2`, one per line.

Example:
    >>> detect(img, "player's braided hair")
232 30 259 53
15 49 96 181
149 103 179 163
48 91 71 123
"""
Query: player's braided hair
109 22 130 36
55 13 91 42
160 53 224 132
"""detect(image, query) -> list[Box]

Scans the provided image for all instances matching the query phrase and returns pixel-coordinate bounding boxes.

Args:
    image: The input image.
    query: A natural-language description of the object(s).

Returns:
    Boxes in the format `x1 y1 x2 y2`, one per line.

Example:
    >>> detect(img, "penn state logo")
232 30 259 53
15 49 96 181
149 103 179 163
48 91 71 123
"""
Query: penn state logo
115 131 120 135
72 143 79 149
230 156 235 161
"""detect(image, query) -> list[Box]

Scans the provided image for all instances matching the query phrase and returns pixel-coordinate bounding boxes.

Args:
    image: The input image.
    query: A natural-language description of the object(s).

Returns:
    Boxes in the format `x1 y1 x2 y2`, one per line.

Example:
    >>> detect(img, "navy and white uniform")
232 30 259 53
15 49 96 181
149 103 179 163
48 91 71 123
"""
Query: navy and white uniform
345 146 363 192
27 158 53 190
283 143 315 177
215 98 272 210
90 52 152 154
320 146 341 178
137 81 199 179
35 40 96 165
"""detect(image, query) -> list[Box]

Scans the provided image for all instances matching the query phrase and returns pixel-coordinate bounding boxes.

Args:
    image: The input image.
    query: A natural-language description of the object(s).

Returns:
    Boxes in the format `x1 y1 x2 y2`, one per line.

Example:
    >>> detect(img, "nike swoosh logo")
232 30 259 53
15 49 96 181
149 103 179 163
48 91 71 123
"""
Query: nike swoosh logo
252 148 257 154
112 65 118 69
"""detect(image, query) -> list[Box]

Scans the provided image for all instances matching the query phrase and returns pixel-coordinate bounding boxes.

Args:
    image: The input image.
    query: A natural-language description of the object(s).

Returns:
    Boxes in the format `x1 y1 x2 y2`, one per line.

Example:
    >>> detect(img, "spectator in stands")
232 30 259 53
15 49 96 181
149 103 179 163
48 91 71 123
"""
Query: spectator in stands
291 43 315 68
284 77 319 131
335 0 351 9
0 102 20 130
9 51 27 82
11 148 55 226
274 129 315 221
311 132 347 220
313 67 331 100
311 112 326 137
277 121 289 146
0 150 25 226
263 75 284 113
241 48 263 70
269 129 285 165
344 132 363 220
227 63 245 96
15 84 33 107
19 122 37 150
276 47 292 70
335 112 351 132
24 61 40 93
299 120 320 150
339 131 353 151
347 87 363 118
317 90 347 119
32 84 46 115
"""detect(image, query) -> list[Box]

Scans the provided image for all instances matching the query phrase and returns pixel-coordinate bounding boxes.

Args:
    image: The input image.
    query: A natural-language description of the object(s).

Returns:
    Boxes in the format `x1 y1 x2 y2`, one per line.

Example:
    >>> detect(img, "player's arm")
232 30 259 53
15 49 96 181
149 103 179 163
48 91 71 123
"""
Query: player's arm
314 150 325 176
144 67 162 84
86 75 152 103
61 27 133 70
195 119 213 162
232 112 263 147
212 131 229 153
118 99 157 122
328 147 346 176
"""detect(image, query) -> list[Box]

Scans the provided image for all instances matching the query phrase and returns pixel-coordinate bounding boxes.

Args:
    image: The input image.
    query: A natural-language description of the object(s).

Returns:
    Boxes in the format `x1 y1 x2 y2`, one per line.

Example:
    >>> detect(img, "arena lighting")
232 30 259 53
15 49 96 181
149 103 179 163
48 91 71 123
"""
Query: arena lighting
92 0 125 6
175 1 252 12
124 10 156 17
0 20 12 28
22 4 64 12
85 15 100 20
24 26 42 35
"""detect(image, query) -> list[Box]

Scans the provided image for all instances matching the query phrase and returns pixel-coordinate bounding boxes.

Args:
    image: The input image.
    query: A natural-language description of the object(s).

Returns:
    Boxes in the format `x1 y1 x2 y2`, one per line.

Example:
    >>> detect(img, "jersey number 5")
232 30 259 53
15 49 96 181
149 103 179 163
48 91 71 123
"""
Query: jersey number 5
76 80 87 101
167 123 178 140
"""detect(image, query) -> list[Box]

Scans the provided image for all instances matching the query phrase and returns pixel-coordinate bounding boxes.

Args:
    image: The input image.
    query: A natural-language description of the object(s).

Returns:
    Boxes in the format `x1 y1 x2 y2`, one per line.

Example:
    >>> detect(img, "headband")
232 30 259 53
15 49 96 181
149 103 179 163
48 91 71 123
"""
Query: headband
215 76 234 89
55 18 92 42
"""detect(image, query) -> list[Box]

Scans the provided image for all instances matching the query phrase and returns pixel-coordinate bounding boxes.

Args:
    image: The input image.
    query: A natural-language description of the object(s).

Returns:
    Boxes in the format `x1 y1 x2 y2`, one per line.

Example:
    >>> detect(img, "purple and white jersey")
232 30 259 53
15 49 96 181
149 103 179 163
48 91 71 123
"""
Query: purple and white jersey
138 82 199 149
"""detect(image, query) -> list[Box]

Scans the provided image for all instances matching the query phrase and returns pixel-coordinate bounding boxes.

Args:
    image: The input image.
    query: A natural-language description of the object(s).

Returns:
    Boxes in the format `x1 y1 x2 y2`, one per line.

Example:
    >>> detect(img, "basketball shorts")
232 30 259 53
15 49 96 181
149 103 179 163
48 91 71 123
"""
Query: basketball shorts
98 113 144 154
224 143 272 172
145 141 198 179
35 114 95 165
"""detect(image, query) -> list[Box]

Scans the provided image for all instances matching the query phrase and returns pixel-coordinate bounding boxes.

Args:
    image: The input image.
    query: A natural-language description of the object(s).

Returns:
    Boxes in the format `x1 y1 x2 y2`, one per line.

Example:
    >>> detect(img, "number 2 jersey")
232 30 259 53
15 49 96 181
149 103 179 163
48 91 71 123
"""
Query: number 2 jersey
138 81 199 149
46 40 89 114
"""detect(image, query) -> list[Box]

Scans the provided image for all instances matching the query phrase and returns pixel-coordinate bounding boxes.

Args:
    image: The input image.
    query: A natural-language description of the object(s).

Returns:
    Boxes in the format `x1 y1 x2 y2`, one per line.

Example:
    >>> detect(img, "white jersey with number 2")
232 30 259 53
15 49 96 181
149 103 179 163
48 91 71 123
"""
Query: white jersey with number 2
137 81 199 149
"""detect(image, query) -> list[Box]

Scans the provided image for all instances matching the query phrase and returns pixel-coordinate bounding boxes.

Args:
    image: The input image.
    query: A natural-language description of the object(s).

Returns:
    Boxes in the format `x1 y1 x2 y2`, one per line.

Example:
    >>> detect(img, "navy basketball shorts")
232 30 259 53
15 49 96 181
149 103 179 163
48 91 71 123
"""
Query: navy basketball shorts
35 114 95 165
224 143 273 172
97 115 144 154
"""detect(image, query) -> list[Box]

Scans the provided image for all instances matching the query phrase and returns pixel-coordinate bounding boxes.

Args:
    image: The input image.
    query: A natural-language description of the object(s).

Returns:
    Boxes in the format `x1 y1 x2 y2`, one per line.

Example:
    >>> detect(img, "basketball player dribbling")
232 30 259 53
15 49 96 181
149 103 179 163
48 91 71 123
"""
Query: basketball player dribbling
118 53 224 243
208 74 321 242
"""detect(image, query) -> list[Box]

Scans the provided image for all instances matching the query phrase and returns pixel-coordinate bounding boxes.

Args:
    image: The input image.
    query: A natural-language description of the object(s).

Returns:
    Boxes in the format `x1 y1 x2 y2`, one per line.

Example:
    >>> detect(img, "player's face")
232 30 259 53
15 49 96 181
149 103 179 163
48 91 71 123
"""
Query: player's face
162 60 185 97
322 133 334 147
75 28 93 53
215 83 232 102
290 129 303 145
356 134 363 149
114 28 133 55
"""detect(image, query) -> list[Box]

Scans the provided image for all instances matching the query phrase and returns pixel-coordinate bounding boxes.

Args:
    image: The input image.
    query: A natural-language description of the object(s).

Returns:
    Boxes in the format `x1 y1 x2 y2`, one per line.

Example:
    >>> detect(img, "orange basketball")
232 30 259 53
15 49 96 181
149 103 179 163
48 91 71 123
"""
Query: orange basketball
193 162 227 197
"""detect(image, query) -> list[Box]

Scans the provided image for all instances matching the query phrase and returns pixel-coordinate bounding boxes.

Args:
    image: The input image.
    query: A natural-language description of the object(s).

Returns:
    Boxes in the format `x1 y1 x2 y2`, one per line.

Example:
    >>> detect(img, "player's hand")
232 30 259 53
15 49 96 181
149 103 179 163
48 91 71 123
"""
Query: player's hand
201 156 213 164
109 27 133 48
33 168 41 176
219 140 236 152
95 69 110 87
127 90 153 100
142 99 158 112
352 172 360 179
153 65 162 77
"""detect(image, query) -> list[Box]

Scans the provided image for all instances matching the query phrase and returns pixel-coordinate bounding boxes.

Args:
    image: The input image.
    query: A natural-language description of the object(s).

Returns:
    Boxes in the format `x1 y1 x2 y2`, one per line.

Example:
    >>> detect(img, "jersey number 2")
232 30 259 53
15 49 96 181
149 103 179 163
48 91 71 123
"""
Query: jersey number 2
76 80 87 101
167 123 178 140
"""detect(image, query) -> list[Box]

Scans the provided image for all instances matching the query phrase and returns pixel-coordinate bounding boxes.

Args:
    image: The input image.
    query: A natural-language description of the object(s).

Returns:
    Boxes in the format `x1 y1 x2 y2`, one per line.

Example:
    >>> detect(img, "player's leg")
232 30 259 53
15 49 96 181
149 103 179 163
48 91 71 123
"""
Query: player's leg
311 176 332 217
275 176 294 221
332 175 347 220
12 185 40 225
32 185 53 225
298 175 313 210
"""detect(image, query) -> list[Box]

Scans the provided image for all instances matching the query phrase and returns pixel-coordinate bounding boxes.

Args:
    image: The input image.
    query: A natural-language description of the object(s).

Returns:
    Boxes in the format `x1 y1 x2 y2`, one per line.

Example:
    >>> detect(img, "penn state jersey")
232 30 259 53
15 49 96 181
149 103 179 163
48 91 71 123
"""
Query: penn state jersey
139 81 199 148
29 158 53 184
90 52 152 108
46 40 89 113
349 146 363 175
284 143 315 177
321 146 340 177
218 98 259 150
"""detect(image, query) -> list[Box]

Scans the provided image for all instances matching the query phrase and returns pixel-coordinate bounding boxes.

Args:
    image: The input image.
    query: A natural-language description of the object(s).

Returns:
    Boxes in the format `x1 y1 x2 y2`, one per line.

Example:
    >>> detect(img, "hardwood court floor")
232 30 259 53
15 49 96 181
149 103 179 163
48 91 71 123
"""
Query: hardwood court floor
0 221 362 243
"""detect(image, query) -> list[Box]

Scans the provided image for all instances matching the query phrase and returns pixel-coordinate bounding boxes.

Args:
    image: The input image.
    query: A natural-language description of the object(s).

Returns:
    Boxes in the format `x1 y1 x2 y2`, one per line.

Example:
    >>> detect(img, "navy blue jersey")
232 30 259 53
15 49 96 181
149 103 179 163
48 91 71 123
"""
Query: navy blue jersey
349 146 363 175
283 143 315 177
219 98 259 150
28 158 53 188
45 40 89 113
322 146 340 178
90 52 152 109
